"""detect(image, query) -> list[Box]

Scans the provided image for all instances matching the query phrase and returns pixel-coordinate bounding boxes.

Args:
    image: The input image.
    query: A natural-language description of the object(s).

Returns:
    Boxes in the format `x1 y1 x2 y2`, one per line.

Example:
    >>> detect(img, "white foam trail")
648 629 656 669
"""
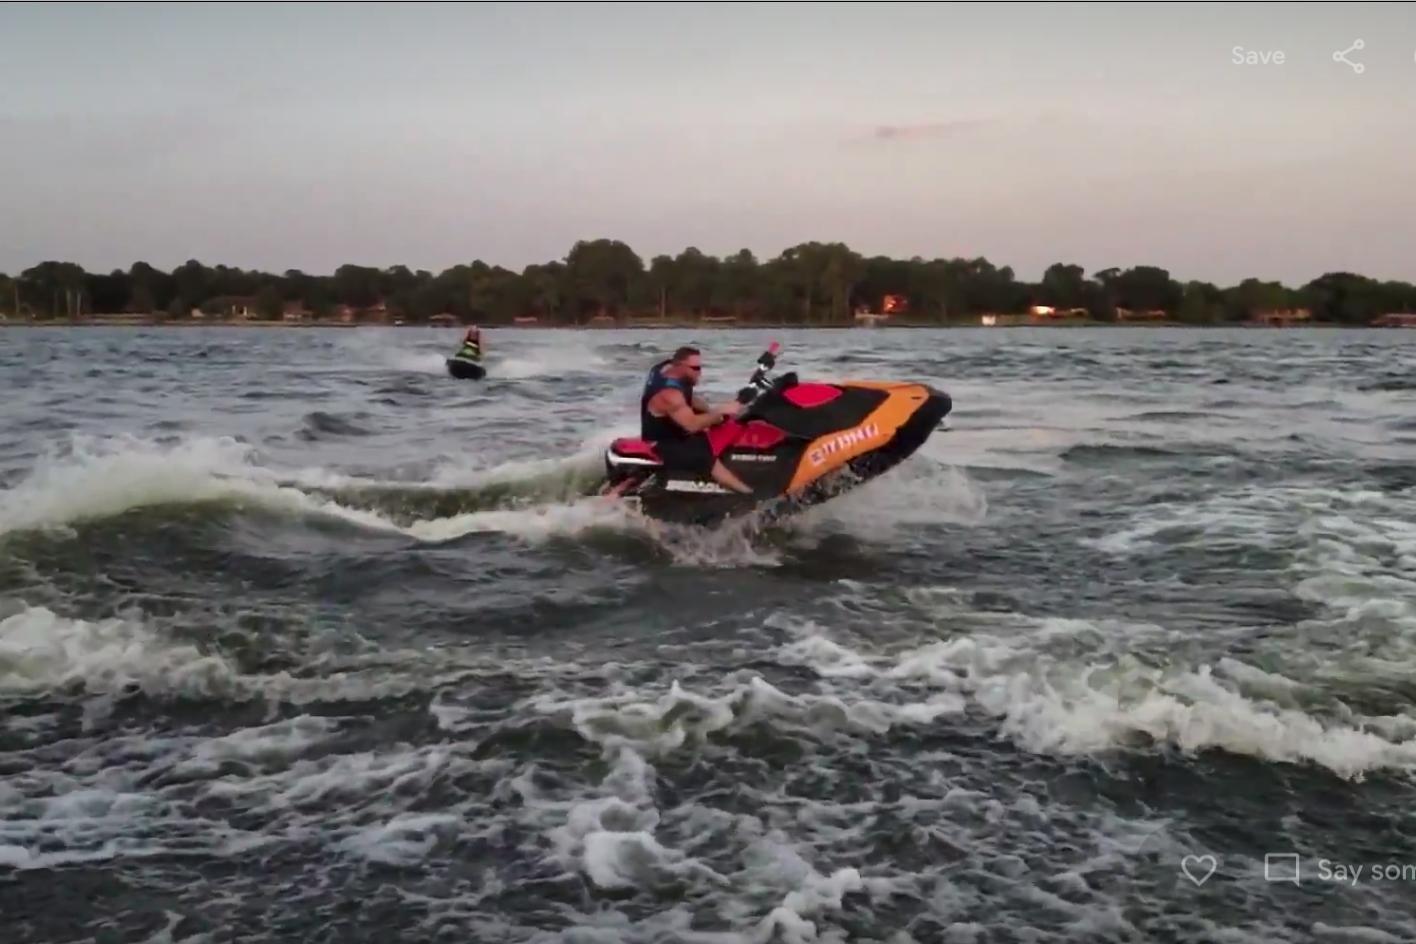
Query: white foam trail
0 433 651 550
790 459 988 541
0 605 478 706
772 614 1416 781
170 716 344 778
755 866 865 944
0 606 241 697
533 676 964 762
1 434 252 534
495 346 607 379
404 496 640 544
339 813 463 866
0 434 406 538
0 427 985 567
388 351 449 374
423 428 627 491
1091 484 1404 556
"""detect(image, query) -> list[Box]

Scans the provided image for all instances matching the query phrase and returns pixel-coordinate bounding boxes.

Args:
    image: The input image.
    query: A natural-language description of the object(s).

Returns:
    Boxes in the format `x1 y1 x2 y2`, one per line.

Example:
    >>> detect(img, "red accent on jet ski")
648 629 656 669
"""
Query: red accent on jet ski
783 384 842 408
705 418 788 457
706 422 738 457
611 439 661 461
733 420 787 450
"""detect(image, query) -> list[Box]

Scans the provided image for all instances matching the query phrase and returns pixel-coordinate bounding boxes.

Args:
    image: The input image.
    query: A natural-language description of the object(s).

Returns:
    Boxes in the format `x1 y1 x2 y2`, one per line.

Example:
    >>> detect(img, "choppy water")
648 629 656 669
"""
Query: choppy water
2 325 1415 943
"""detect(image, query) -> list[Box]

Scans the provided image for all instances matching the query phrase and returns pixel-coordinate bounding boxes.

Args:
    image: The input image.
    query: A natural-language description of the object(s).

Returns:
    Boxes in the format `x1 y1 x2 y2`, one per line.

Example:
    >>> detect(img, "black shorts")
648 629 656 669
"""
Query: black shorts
653 434 715 476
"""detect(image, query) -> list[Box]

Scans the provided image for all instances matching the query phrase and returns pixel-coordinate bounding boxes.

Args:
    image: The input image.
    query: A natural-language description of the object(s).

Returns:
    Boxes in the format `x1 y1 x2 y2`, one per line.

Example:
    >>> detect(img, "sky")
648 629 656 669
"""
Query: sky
1 1 1413 286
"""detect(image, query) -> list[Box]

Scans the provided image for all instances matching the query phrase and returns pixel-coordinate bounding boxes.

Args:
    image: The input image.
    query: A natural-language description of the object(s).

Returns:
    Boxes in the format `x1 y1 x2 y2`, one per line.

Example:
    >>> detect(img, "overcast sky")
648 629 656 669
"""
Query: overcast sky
1 1 1412 285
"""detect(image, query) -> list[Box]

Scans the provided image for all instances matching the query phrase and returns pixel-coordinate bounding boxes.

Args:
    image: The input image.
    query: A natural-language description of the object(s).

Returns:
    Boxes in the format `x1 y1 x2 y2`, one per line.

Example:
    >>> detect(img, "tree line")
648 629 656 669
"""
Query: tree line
2 240 1413 325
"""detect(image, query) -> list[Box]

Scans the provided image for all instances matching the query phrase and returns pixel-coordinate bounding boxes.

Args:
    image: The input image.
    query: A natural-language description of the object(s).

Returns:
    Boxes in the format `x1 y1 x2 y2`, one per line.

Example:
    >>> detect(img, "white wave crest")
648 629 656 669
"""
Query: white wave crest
0 606 241 697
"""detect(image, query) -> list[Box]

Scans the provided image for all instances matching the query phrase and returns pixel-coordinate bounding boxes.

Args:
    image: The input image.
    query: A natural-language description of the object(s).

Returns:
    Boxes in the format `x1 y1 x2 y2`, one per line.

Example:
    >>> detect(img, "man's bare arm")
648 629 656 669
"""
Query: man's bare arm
653 389 726 433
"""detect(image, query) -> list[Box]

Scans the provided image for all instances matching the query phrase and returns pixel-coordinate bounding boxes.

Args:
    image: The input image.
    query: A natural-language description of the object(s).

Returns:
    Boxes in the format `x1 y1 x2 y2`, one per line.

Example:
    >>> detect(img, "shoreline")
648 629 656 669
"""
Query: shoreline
0 318 1394 330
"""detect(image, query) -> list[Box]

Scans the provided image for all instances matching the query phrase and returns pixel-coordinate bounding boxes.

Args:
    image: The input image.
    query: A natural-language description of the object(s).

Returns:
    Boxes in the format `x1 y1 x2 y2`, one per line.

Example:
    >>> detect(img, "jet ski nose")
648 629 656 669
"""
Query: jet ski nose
925 386 952 422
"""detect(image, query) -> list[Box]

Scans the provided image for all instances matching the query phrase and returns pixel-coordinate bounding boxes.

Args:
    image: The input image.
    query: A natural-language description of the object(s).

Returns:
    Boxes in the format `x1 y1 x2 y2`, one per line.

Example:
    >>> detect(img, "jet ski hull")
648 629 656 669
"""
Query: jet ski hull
605 378 951 526
446 358 486 380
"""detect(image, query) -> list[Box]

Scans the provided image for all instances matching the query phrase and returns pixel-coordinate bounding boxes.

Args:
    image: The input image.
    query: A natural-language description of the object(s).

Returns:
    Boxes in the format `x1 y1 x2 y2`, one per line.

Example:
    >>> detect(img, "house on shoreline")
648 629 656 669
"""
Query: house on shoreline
1251 308 1311 326
854 294 908 327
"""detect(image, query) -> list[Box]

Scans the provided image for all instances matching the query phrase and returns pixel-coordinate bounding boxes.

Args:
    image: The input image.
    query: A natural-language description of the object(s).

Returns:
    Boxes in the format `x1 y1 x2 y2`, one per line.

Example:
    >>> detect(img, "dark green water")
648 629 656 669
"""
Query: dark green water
2 325 1415 943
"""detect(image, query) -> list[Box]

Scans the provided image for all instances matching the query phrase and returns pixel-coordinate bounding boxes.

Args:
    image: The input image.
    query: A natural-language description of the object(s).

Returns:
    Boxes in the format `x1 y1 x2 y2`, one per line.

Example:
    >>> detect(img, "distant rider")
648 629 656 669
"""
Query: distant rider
453 326 483 362
626 345 753 495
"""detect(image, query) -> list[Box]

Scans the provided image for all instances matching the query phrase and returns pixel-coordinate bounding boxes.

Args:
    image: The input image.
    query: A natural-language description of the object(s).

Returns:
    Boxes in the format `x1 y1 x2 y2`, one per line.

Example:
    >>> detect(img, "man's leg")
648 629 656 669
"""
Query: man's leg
710 459 753 494
602 476 638 498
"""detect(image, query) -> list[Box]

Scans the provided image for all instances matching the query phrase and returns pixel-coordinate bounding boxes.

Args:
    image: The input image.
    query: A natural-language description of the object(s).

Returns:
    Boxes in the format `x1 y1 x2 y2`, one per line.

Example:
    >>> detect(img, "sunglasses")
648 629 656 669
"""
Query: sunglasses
685 364 703 373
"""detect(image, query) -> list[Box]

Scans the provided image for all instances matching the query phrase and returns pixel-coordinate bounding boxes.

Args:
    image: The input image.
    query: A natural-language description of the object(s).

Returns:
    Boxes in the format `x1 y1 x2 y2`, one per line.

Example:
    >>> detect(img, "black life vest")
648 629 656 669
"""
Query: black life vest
640 358 695 440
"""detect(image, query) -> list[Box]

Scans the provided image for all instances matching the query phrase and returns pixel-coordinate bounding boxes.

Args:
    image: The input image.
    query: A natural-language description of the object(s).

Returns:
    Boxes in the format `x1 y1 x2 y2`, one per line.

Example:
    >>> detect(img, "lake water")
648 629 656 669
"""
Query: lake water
2 325 1415 942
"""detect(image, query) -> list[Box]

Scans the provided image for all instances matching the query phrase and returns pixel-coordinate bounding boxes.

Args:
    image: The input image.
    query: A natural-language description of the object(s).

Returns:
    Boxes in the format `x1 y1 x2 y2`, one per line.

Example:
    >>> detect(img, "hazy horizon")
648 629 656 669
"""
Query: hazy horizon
2 1 1413 286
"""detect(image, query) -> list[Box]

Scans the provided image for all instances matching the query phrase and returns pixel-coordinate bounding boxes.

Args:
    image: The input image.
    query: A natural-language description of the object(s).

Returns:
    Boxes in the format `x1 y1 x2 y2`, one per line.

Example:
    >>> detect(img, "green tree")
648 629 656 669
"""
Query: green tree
522 262 565 320
564 239 643 321
1039 263 1088 309
713 249 760 320
1178 281 1223 323
1223 277 1291 321
646 255 675 317
255 285 283 320
1302 272 1383 325
673 247 719 316
6 243 1414 330
770 242 863 323
172 260 210 310
20 261 88 319
86 269 130 314
126 262 164 312
333 264 381 307
1112 265 1183 313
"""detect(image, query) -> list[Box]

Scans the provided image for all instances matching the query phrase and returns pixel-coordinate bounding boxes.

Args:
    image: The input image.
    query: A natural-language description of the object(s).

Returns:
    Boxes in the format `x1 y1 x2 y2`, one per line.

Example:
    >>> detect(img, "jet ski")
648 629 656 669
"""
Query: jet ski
446 357 486 380
603 343 951 525
447 328 487 379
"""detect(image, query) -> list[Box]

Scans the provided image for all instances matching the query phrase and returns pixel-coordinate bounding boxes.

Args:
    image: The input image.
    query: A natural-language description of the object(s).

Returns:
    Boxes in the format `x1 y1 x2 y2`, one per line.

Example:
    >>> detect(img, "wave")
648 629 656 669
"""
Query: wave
1359 377 1416 392
786 458 988 543
1120 410 1234 423
0 431 986 568
0 603 483 704
1061 442 1190 463
296 411 375 440
0 435 661 555
0 605 243 698
0 435 406 538
767 616 1416 781
493 346 608 379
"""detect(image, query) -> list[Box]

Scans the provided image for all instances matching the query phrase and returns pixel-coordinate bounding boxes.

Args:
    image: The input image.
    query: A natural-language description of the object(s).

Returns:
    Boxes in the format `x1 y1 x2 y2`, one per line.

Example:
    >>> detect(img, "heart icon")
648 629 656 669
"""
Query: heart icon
1180 854 1218 886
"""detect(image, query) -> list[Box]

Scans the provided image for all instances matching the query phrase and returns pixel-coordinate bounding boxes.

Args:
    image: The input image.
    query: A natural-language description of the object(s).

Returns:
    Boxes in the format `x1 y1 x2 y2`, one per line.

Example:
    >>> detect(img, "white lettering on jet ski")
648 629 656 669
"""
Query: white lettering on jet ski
808 423 879 467
664 480 733 493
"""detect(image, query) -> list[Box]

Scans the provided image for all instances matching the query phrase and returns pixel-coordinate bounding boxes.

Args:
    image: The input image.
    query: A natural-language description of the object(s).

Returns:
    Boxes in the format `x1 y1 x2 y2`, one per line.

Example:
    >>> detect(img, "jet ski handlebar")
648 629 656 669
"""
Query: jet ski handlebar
737 342 781 404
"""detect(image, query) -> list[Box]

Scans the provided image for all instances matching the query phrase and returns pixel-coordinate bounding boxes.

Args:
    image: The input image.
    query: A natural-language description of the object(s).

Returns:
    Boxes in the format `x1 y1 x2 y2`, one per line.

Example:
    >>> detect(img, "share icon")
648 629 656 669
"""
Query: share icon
1332 39 1365 74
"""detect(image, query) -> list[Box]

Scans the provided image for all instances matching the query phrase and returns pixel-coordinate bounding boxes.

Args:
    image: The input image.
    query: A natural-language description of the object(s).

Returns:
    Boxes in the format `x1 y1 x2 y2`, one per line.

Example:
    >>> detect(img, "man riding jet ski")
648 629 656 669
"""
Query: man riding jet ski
446 326 486 379
603 345 755 497
602 342 952 525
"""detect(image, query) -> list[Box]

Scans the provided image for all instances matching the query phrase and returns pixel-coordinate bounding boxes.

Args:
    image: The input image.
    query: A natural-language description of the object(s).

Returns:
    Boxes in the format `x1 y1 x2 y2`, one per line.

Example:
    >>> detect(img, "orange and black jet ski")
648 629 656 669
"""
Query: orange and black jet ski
603 343 951 525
